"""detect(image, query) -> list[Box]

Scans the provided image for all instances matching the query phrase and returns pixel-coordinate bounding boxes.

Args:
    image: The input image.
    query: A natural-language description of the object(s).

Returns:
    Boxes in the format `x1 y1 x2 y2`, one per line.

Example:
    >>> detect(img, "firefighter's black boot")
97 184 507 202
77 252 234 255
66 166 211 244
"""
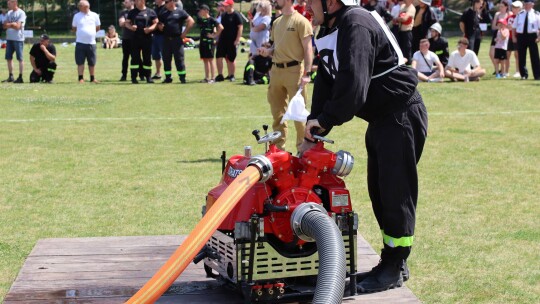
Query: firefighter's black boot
357 261 409 282
357 246 404 293
401 259 409 282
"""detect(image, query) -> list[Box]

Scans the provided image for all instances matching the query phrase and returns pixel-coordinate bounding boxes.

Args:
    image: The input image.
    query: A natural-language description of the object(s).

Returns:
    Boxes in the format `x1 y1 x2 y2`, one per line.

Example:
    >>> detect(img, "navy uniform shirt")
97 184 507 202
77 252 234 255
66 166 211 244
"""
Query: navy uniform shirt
309 6 418 129
127 7 158 37
159 8 190 37
120 9 134 40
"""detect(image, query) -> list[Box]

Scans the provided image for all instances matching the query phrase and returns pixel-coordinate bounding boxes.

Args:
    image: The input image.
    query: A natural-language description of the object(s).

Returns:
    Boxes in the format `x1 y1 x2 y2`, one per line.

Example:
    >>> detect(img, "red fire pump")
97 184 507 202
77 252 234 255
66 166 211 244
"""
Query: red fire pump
195 127 359 303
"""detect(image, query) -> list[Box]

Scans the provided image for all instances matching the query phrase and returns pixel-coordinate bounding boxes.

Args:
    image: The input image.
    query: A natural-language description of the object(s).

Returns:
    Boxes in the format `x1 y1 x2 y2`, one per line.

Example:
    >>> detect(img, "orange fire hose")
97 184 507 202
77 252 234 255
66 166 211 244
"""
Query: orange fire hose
126 166 261 304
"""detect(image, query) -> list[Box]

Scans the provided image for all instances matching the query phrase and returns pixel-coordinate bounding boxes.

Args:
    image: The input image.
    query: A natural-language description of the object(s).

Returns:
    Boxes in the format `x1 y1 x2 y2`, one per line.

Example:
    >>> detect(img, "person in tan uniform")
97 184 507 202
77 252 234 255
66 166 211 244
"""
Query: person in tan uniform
258 0 313 152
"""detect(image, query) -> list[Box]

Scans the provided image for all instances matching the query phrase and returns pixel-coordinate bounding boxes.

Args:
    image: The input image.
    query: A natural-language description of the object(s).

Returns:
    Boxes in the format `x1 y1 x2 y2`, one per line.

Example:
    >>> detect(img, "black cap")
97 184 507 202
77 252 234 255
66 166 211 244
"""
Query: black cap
523 0 534 3
40 34 50 40
199 4 210 10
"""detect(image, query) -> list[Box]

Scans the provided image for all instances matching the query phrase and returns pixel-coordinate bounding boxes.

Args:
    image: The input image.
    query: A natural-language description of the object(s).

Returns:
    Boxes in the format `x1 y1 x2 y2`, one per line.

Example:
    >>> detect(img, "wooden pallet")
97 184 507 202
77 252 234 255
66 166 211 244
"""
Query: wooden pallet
5 235 420 303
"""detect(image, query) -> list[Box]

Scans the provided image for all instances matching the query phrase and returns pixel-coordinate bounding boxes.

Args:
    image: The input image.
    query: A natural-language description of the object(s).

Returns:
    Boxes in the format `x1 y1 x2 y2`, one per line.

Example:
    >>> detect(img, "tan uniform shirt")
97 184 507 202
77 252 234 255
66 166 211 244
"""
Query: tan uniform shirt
270 11 313 64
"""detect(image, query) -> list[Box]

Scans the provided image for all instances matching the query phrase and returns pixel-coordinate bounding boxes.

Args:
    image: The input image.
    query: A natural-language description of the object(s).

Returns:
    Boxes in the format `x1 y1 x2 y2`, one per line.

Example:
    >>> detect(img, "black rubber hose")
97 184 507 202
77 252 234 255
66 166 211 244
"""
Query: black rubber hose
300 210 346 304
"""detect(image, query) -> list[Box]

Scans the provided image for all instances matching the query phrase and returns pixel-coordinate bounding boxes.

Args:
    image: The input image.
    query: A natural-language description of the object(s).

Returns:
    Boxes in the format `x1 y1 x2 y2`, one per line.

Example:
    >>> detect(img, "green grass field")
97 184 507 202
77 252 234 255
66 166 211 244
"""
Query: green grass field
0 38 539 303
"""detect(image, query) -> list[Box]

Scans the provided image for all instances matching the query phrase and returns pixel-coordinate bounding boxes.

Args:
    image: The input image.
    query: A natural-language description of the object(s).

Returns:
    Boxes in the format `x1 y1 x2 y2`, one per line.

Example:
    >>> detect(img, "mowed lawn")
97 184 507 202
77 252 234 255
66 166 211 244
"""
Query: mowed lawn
0 38 539 303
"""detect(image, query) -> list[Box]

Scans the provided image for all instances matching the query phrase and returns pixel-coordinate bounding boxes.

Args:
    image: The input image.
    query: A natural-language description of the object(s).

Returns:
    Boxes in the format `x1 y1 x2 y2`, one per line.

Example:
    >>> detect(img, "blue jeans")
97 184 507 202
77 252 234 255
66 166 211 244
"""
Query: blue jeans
5 40 24 61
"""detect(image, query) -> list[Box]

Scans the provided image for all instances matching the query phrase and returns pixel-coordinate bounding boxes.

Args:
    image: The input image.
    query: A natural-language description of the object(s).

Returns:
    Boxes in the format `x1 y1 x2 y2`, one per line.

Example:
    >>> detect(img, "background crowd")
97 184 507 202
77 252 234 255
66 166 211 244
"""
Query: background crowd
0 0 539 84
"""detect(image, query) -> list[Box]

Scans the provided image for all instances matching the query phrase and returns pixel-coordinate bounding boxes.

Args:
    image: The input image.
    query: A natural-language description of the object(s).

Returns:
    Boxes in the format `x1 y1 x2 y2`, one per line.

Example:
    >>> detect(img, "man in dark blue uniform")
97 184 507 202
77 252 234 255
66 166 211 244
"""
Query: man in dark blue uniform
158 0 194 83
119 0 138 81
127 0 158 84
302 0 428 293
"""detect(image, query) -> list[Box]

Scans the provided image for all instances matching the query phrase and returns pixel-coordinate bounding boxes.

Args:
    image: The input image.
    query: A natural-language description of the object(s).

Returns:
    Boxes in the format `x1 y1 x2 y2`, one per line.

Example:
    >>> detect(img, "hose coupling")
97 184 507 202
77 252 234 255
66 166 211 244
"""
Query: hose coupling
332 150 354 177
290 202 327 242
247 155 274 182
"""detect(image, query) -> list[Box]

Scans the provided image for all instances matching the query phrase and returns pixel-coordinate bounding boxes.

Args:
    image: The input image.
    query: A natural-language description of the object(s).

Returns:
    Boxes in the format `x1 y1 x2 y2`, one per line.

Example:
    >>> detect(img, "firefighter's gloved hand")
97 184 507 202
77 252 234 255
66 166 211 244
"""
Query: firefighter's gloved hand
280 88 309 124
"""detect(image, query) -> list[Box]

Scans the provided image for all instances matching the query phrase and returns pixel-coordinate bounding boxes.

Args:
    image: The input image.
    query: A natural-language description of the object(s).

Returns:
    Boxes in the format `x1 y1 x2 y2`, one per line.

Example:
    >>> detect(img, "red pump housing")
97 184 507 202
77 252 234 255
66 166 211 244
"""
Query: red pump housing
206 141 353 247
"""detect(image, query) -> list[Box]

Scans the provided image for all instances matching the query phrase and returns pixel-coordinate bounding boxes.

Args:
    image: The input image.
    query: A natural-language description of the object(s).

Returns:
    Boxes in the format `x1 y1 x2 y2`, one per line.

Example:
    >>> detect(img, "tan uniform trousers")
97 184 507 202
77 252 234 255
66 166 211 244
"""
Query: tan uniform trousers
267 64 307 151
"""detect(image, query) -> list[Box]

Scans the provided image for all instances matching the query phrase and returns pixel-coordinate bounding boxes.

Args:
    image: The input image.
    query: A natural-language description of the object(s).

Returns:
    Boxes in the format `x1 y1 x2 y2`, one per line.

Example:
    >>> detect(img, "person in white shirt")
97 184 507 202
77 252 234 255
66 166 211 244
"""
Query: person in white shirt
411 39 444 82
511 0 540 80
2 0 26 83
445 37 486 81
72 0 101 83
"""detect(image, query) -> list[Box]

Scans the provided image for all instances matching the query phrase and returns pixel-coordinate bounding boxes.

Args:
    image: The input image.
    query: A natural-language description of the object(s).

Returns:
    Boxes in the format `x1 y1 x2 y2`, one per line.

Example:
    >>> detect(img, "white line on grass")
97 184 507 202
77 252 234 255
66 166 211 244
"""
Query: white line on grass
0 116 273 123
0 110 539 123
429 110 540 116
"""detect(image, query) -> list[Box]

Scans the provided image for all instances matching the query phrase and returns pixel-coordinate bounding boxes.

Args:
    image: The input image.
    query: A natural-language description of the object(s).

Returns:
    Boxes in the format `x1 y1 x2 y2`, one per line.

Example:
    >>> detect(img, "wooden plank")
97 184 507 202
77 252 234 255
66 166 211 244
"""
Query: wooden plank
5 235 420 304
30 236 185 251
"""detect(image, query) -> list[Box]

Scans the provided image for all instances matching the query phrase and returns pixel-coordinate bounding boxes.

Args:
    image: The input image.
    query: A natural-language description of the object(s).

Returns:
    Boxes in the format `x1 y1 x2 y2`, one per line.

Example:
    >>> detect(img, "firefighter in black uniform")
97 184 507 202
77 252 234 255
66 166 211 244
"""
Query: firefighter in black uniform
302 0 428 293
244 54 272 85
158 0 194 83
29 34 57 83
127 0 158 84
428 22 449 66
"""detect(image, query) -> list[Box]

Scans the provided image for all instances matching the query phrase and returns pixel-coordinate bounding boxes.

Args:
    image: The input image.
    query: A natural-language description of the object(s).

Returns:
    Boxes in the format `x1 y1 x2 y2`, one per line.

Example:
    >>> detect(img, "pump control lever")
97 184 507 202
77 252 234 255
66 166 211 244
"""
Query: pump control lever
252 129 261 141
313 135 334 144
257 131 281 144
309 127 334 144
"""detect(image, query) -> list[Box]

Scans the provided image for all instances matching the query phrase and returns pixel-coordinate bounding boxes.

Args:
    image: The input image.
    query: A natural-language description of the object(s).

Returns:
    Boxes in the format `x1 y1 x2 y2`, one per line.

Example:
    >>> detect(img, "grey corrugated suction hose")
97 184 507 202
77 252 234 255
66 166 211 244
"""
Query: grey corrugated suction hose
291 203 346 304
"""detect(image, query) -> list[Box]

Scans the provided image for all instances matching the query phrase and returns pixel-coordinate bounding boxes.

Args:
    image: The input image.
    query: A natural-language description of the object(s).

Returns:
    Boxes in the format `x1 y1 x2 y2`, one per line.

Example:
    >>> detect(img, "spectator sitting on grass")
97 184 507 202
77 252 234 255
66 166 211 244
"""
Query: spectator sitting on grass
428 22 449 66
104 25 120 49
411 38 444 82
445 37 486 81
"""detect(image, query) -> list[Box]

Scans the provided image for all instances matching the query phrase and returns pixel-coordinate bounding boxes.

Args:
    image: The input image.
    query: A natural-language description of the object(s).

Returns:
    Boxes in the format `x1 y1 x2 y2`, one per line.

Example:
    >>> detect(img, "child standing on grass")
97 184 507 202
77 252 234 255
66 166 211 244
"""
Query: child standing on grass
494 18 510 78
197 4 223 83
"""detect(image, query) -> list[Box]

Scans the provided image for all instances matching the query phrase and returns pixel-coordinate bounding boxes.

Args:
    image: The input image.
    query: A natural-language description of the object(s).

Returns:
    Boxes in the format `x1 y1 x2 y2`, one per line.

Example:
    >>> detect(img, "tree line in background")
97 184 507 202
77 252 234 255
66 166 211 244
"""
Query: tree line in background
1 0 539 35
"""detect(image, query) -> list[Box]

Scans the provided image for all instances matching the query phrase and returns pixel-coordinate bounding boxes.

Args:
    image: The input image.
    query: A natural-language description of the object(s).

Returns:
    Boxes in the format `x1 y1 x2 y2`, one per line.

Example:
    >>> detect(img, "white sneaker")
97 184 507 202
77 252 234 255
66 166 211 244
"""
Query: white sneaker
430 77 444 82
513 72 521 78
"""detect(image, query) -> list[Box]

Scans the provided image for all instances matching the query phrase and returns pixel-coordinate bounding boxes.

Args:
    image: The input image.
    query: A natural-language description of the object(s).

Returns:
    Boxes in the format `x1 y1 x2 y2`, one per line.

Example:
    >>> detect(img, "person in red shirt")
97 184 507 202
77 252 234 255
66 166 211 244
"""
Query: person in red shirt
294 0 312 21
